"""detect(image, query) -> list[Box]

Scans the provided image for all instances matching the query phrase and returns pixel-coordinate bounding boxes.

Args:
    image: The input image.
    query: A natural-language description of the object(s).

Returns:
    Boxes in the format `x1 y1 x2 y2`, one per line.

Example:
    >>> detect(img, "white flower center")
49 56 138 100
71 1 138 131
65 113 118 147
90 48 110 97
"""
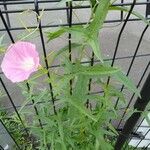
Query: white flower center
21 57 35 71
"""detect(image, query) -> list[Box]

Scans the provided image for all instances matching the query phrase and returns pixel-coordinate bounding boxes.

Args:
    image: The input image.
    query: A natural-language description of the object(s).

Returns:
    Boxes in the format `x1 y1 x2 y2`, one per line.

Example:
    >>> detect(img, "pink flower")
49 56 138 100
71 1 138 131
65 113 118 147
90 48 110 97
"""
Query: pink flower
1 41 40 83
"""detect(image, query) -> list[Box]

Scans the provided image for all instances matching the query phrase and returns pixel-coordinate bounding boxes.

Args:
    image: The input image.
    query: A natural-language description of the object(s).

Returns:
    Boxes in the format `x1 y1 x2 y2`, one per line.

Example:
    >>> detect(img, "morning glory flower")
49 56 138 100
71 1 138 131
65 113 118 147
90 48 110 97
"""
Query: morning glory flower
1 41 40 83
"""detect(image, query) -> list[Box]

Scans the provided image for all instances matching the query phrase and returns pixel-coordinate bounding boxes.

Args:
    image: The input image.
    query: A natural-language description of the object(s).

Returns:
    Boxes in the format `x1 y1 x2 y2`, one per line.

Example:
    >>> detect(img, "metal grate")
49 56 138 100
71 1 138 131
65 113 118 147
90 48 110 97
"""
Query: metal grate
0 0 150 149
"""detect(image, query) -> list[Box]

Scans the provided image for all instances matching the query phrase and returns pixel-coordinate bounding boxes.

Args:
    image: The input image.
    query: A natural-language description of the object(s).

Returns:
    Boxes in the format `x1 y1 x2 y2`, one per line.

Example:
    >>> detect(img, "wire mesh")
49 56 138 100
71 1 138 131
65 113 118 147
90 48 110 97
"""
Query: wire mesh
0 0 150 149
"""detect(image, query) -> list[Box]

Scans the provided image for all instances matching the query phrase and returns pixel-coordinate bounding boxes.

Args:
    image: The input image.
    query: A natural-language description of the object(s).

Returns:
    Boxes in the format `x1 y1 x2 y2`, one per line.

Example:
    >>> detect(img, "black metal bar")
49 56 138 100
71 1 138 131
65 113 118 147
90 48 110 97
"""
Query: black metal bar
3 0 11 28
120 0 124 20
0 17 150 32
0 119 21 149
0 145 4 150
86 52 95 108
0 1 149 13
114 25 149 109
26 83 43 129
108 0 136 77
66 1 73 94
0 87 128 112
0 78 28 135
34 0 57 115
115 73 150 150
0 53 149 75
107 0 137 98
146 0 150 17
0 9 14 43
0 1 149 6
117 60 150 129
0 0 149 149
117 129 145 140
0 7 40 137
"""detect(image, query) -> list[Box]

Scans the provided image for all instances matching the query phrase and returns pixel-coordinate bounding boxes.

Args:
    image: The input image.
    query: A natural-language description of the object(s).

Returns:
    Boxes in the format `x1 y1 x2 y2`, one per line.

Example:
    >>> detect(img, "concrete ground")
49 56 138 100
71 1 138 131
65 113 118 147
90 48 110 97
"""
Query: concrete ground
0 0 150 149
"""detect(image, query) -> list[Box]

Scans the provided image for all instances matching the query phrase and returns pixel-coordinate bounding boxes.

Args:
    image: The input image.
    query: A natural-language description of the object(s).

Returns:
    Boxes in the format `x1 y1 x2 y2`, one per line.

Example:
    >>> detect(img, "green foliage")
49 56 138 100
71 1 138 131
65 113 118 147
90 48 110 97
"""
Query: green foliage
0 109 33 149
0 35 6 54
109 6 150 26
46 28 65 42
47 0 111 62
113 71 141 97
89 0 97 9
87 0 110 33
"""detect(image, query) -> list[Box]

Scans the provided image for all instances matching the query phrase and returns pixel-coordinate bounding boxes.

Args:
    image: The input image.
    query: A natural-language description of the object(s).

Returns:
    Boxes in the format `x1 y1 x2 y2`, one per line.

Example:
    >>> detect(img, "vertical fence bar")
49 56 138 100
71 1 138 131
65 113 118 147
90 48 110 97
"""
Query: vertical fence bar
66 1 73 94
115 73 150 150
3 0 11 28
107 0 137 124
0 9 14 42
0 145 4 150
26 83 43 129
120 0 124 20
0 119 21 150
0 8 42 134
34 0 57 115
0 0 149 149
117 60 150 129
114 24 149 111
115 25 149 109
107 0 136 85
86 52 95 109
146 0 150 18
0 78 28 135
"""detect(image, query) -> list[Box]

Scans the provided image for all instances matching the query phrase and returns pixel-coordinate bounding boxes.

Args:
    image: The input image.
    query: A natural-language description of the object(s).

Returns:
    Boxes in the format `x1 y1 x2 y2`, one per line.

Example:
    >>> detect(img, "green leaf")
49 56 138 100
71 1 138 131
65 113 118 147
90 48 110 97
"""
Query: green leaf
87 0 111 33
49 73 75 96
64 96 97 122
89 0 97 12
107 123 118 136
56 114 67 150
0 35 5 54
74 64 120 76
63 26 87 41
47 43 82 66
63 57 74 73
64 26 104 62
107 85 125 103
89 0 97 8
86 94 105 102
94 129 113 150
46 28 65 42
0 34 5 44
113 71 141 98
73 74 89 102
28 67 48 81
86 0 110 61
109 6 150 26
30 126 44 138
88 35 103 62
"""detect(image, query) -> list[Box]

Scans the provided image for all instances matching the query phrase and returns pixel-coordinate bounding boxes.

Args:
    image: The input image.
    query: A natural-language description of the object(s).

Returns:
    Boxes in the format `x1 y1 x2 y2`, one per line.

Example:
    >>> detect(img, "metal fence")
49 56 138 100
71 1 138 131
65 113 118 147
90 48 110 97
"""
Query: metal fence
0 0 150 149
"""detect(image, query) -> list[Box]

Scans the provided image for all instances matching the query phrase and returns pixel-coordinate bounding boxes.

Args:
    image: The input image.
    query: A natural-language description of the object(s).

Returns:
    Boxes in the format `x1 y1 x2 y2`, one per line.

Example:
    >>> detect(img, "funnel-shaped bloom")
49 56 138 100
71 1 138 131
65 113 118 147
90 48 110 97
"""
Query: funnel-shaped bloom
1 41 40 83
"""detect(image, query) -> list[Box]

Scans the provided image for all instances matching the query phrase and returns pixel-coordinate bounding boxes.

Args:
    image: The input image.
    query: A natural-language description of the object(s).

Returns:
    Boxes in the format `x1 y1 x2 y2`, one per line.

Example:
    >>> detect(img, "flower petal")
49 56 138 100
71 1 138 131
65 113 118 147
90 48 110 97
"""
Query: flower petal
1 41 40 82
